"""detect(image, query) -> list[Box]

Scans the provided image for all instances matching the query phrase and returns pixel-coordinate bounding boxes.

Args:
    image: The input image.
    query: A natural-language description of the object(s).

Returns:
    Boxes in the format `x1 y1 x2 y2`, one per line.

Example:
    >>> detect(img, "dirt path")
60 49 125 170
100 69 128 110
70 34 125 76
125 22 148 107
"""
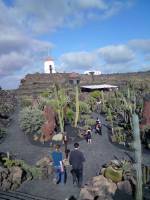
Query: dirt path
0 107 149 200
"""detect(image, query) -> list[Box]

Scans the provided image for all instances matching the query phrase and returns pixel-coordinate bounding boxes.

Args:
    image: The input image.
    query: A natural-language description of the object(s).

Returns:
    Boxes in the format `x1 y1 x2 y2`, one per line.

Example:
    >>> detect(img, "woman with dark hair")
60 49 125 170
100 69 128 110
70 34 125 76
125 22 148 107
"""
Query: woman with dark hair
52 144 64 184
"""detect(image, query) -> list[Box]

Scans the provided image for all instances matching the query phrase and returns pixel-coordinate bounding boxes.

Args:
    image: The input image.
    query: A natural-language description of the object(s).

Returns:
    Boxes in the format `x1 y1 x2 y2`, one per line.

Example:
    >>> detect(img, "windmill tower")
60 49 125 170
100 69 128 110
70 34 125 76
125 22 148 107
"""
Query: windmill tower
44 57 56 73
44 48 56 73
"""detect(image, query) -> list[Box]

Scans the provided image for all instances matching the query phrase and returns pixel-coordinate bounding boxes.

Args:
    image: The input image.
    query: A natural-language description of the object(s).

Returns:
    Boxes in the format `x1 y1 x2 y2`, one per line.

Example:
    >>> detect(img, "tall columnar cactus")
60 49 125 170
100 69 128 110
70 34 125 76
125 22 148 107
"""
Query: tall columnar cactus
132 113 143 200
52 86 69 133
53 85 64 133
74 84 79 128
127 87 131 99
101 90 106 112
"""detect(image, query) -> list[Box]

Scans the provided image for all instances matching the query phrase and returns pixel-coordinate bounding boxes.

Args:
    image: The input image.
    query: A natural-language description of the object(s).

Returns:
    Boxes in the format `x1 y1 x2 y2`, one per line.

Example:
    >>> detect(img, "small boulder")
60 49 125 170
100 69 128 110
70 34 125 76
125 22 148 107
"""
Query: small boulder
92 175 117 195
79 187 93 200
52 133 63 141
9 166 22 185
36 156 51 167
79 175 117 200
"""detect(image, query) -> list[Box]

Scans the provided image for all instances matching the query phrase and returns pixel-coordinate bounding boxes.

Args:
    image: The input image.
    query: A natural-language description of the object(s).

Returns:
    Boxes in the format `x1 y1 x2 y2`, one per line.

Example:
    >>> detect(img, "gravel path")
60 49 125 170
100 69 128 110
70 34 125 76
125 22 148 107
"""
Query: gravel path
0 106 49 164
0 107 149 200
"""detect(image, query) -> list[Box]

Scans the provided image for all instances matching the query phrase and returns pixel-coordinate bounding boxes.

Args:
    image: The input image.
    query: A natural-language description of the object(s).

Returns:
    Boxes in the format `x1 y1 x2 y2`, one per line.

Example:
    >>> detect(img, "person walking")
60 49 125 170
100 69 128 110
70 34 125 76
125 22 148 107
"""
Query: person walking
95 122 102 135
52 144 64 184
69 143 85 187
63 133 70 159
85 128 92 144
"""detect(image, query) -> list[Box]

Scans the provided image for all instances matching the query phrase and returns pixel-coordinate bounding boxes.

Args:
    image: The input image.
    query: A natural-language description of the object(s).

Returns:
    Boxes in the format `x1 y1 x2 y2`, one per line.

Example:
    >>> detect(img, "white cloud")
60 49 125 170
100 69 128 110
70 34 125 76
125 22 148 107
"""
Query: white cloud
1 0 132 35
144 54 150 61
129 39 150 53
59 51 99 71
98 45 135 64
0 75 23 90
72 0 108 10
0 33 53 77
0 52 30 76
57 43 147 74
0 0 146 89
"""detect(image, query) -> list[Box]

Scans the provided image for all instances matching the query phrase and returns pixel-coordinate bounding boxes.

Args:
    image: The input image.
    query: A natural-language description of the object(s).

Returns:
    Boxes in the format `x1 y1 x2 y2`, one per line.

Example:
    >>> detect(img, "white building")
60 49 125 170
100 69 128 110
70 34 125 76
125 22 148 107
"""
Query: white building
84 70 101 75
81 84 118 92
44 57 56 73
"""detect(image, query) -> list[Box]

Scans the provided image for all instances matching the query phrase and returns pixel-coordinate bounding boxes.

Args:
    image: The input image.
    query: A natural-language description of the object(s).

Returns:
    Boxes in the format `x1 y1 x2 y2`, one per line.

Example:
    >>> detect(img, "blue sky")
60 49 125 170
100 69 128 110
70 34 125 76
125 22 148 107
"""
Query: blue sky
0 0 150 89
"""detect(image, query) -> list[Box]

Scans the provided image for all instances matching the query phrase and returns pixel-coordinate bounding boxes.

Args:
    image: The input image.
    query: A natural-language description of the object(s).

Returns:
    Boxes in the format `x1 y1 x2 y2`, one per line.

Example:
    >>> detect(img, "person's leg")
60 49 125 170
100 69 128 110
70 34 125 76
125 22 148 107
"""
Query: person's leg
71 169 77 185
100 127 102 135
74 169 80 186
54 166 61 184
64 167 67 184
86 136 88 143
60 170 65 184
96 128 98 134
76 169 83 187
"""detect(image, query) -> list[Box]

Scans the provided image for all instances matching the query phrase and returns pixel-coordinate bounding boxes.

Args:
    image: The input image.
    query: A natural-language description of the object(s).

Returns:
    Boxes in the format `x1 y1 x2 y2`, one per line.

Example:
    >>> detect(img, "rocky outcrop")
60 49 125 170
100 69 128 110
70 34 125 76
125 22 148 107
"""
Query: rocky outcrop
0 166 23 191
79 175 133 200
41 106 56 142
79 175 117 200
36 156 53 179
0 155 53 191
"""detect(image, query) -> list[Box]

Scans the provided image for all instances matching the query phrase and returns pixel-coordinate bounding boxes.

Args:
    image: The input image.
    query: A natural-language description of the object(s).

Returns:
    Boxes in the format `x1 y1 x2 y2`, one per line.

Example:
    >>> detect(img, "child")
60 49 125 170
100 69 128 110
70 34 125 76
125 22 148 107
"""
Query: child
95 122 102 135
86 128 92 144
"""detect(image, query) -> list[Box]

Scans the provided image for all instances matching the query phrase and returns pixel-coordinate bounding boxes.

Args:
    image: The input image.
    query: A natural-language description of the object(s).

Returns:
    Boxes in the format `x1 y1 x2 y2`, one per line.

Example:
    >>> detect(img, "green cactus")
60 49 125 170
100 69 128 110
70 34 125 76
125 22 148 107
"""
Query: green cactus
104 166 123 183
74 84 79 128
132 113 143 200
143 166 147 185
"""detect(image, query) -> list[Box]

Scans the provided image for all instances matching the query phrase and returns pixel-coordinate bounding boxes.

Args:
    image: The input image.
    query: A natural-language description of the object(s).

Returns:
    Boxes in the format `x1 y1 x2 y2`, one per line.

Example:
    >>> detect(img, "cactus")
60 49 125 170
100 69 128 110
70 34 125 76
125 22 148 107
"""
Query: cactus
148 167 150 183
19 106 44 136
104 166 123 183
74 84 80 127
101 91 105 110
143 166 147 185
132 113 143 200
107 108 113 127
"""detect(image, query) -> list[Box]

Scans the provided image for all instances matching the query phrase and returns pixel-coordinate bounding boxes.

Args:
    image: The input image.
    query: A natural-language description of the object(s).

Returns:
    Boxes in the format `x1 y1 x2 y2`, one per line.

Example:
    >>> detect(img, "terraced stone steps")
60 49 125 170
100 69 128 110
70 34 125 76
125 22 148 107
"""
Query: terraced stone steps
0 191 54 200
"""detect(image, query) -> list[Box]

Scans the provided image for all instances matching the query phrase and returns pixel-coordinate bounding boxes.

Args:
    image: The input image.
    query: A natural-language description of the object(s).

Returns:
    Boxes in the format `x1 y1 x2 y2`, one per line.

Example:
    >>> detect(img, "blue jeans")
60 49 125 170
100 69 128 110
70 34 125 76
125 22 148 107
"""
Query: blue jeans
54 166 64 184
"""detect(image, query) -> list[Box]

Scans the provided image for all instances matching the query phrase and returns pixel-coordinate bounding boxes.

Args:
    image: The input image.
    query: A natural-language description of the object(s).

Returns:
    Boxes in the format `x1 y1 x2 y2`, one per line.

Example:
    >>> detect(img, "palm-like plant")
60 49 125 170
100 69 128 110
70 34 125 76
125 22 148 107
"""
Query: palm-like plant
49 87 68 132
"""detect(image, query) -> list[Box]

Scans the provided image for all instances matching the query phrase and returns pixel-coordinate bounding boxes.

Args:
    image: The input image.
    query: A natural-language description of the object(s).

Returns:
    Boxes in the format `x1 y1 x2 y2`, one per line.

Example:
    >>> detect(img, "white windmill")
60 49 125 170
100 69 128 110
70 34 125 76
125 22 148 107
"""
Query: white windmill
44 48 56 73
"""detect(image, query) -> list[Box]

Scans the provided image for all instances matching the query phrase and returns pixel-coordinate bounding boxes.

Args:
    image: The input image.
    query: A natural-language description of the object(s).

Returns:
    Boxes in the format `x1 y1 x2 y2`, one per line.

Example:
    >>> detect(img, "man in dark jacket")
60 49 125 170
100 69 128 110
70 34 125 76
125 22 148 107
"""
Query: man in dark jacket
69 143 85 187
